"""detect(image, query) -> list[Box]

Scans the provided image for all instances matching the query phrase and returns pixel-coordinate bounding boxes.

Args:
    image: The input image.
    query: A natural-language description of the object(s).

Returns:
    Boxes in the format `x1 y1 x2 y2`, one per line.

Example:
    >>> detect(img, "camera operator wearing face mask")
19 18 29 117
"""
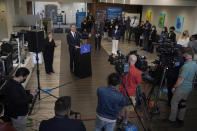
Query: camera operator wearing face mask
168 48 197 127
177 30 190 48
1 67 35 131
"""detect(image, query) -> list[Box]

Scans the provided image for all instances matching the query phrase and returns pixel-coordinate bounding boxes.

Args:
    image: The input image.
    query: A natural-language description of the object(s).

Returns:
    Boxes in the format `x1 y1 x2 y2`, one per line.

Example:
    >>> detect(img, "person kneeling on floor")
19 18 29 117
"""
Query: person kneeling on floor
39 96 86 131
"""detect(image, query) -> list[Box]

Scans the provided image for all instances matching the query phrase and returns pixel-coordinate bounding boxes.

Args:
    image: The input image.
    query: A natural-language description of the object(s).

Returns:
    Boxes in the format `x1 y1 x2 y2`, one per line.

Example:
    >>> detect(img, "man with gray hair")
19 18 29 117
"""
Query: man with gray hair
167 47 197 127
119 54 142 124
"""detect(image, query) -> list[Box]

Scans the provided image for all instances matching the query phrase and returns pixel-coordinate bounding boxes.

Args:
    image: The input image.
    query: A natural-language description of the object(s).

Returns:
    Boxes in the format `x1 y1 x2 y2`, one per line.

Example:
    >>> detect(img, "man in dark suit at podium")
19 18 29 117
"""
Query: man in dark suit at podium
67 24 81 73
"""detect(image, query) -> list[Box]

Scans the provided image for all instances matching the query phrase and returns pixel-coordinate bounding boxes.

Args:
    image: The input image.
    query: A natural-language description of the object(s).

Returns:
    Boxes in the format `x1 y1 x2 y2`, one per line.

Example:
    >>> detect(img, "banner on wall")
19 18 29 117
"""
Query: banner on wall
175 16 184 32
106 7 122 21
95 10 106 22
158 13 166 28
146 10 152 22
76 12 86 28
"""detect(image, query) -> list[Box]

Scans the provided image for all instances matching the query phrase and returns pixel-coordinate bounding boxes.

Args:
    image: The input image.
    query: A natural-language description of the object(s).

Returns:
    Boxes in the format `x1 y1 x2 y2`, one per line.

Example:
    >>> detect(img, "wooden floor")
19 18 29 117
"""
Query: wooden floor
26 33 197 131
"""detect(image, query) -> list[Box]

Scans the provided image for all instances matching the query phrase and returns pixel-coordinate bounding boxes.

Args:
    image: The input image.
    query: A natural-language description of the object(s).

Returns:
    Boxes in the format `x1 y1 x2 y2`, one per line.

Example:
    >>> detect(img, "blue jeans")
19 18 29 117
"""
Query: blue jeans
95 117 116 131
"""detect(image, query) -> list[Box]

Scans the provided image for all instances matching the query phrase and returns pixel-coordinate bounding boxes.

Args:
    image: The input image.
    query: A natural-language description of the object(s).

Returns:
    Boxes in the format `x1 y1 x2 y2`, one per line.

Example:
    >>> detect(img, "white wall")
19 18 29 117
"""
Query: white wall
35 2 61 15
60 2 86 24
142 6 197 39
35 2 86 24
6 0 15 35
0 0 15 40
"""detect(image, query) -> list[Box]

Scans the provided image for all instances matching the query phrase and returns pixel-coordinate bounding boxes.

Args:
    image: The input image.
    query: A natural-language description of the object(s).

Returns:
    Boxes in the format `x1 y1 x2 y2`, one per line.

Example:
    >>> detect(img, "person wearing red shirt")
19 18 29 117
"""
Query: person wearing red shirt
119 54 142 123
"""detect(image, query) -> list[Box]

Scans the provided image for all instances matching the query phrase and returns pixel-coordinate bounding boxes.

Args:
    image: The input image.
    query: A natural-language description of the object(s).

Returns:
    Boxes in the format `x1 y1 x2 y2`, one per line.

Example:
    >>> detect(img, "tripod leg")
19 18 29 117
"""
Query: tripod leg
29 92 39 115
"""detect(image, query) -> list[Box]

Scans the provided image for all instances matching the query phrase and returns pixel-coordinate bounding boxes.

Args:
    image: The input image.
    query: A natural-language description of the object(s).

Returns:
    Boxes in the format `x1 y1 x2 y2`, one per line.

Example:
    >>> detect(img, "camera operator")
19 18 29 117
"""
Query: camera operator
95 73 129 131
168 26 176 43
188 34 197 61
1 67 35 131
168 48 197 126
39 96 86 131
119 54 142 124
166 47 185 106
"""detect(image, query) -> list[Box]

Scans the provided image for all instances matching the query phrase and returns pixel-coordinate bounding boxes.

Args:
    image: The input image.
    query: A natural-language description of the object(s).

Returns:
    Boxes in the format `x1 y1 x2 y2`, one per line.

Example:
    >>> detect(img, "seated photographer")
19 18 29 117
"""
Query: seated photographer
0 104 17 131
39 96 86 131
168 26 176 43
95 73 129 131
168 48 197 127
119 54 142 123
177 30 190 48
188 34 197 61
1 67 35 131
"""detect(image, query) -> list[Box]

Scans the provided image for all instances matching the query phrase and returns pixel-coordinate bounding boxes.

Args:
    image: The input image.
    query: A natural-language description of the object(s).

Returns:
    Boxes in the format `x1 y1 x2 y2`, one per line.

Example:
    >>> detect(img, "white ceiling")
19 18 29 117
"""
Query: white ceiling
100 0 197 6
28 0 92 2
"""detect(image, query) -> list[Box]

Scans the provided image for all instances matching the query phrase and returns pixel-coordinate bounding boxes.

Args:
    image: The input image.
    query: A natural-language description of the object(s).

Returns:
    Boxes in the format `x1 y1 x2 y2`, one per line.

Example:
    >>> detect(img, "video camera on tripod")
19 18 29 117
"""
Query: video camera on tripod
108 50 148 75
156 41 183 68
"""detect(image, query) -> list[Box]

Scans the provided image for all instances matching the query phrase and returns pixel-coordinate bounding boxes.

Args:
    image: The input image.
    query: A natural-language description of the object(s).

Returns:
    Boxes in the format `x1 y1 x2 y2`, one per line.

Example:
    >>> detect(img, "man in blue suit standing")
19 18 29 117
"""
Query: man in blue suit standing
39 96 86 131
67 24 81 73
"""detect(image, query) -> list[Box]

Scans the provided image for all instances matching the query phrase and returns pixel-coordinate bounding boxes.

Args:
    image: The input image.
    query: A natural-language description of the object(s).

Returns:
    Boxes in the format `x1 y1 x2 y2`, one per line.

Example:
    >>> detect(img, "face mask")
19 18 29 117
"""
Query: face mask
152 28 155 30
21 78 27 83
115 26 118 29
162 29 165 31
0 110 4 117
183 32 186 36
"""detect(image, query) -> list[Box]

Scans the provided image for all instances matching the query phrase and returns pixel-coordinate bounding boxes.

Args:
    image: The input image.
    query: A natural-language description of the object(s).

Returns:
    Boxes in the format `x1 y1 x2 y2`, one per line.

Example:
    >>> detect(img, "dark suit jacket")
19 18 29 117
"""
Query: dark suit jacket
39 116 86 131
67 32 81 49
150 30 157 42
94 23 104 37
112 29 121 40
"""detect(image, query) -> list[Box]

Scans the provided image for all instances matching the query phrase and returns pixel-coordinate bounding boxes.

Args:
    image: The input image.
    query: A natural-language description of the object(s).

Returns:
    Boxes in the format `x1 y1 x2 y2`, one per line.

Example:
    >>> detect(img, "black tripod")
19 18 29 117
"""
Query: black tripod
29 31 58 115
28 31 80 115
121 75 151 131
151 66 168 115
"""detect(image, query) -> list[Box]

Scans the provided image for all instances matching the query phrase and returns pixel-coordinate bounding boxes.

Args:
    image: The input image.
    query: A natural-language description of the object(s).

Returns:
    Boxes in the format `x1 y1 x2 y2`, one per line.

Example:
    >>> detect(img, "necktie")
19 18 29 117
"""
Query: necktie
73 32 76 39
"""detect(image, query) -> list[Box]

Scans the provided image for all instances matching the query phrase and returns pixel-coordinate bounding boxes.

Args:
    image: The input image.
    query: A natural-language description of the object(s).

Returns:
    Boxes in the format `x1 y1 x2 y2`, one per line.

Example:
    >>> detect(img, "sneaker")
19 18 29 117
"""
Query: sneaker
161 119 177 127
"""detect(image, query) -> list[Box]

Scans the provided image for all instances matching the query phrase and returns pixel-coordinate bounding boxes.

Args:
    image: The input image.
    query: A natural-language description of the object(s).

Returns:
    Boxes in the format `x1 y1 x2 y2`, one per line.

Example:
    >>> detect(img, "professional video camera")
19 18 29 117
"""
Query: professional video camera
108 50 148 75
156 42 183 68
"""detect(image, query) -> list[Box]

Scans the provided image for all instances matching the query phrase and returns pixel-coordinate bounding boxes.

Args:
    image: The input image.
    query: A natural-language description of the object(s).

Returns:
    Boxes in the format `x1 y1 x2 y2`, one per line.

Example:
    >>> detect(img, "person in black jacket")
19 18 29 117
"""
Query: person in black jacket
108 19 115 41
67 24 81 73
81 28 90 45
2 67 34 131
143 20 152 51
81 19 89 33
43 32 60 75
168 26 176 43
148 25 157 53
94 21 104 51
39 96 86 131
